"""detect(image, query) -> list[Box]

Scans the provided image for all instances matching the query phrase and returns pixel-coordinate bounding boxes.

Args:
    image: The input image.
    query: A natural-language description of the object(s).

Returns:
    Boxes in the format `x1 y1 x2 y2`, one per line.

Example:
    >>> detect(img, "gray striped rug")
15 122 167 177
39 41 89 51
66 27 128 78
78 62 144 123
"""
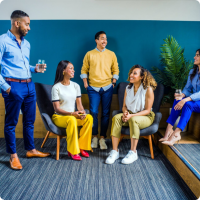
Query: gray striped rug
175 144 200 173
0 138 196 200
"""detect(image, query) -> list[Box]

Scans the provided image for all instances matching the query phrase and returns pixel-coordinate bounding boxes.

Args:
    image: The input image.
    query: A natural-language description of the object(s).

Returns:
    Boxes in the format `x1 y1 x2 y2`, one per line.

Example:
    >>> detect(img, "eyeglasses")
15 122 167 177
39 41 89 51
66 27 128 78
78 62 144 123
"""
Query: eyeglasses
195 54 200 57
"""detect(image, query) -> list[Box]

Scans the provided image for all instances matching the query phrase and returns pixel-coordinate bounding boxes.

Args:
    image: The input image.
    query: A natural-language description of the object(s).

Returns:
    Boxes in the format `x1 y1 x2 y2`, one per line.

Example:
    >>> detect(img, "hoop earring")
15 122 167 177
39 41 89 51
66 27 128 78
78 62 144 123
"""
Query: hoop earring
63 72 64 75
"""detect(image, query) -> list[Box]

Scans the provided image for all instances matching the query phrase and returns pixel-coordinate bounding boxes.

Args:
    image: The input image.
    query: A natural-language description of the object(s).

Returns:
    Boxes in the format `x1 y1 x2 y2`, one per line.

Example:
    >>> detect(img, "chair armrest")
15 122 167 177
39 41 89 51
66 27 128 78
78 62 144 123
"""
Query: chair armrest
154 112 162 125
112 110 122 118
139 112 162 136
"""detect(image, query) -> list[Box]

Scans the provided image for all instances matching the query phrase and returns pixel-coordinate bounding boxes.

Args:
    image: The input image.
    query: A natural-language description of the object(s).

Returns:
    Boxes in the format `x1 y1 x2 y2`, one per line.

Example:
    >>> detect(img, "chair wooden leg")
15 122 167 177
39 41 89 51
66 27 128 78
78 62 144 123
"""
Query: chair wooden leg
56 135 61 160
152 133 158 146
148 135 154 159
41 131 51 148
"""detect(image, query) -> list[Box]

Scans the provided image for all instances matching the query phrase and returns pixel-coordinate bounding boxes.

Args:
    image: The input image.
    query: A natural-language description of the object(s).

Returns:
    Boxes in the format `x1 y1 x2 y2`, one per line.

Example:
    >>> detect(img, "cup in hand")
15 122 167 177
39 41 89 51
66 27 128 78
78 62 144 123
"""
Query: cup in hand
37 59 45 72
175 89 182 100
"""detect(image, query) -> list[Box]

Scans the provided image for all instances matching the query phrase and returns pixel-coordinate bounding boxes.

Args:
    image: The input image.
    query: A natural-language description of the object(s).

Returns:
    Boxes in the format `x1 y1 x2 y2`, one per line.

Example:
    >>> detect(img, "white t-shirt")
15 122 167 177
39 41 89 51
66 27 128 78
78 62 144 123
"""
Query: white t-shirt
51 81 81 112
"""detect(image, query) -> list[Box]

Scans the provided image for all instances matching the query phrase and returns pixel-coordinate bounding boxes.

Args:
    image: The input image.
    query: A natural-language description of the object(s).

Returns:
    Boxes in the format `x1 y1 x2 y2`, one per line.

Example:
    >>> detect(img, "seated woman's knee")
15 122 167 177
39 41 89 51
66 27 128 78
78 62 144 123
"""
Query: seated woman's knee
129 116 138 123
86 114 93 122
68 116 77 125
112 114 122 122
183 101 193 110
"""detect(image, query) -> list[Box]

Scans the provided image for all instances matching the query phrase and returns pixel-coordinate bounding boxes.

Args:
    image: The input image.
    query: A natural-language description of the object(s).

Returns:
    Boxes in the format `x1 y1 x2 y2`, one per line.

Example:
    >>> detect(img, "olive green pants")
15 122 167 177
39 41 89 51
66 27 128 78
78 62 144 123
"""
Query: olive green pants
111 111 155 139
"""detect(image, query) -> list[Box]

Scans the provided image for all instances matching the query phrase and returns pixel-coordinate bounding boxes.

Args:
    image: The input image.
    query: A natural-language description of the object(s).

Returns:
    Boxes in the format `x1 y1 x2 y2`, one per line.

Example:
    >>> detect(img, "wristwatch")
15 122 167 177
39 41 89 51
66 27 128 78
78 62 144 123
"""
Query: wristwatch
112 82 116 87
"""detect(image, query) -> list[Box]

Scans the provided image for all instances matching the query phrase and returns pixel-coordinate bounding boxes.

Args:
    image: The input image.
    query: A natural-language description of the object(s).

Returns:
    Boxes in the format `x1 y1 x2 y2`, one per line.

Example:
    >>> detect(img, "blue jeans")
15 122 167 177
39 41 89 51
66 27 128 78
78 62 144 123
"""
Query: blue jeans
1 81 36 154
167 99 200 131
87 85 113 137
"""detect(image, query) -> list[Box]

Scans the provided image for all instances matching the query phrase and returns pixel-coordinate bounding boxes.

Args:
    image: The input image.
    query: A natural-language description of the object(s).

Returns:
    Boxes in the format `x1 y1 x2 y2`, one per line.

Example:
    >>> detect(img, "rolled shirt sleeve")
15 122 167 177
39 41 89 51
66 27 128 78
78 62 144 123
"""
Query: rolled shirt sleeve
0 40 10 91
113 74 119 80
190 92 200 101
80 74 88 79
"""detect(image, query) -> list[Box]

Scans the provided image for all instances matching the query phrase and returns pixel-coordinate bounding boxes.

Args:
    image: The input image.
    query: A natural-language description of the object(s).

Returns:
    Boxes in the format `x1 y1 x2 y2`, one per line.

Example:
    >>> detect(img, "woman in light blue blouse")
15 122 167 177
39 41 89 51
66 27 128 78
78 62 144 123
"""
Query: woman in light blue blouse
160 49 200 146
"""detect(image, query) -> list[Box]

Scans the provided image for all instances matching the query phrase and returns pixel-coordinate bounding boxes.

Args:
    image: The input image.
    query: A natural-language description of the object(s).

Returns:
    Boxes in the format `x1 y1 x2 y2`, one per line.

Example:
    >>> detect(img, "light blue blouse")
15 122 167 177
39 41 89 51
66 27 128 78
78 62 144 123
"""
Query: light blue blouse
182 68 200 101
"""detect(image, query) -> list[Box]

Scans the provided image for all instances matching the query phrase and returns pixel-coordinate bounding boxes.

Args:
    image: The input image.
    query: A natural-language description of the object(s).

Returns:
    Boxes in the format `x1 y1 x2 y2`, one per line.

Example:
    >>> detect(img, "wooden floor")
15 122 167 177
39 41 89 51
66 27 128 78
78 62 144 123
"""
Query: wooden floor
156 132 200 198
159 129 200 144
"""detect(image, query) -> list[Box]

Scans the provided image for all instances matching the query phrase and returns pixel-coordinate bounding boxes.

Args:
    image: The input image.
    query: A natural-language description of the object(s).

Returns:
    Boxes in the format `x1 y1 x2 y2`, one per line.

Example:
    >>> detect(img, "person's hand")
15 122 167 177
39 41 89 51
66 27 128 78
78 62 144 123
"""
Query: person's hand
35 64 47 73
72 111 86 120
84 82 89 89
174 99 186 110
174 93 185 100
78 110 86 120
122 111 129 122
6 87 11 95
72 111 81 119
123 112 133 122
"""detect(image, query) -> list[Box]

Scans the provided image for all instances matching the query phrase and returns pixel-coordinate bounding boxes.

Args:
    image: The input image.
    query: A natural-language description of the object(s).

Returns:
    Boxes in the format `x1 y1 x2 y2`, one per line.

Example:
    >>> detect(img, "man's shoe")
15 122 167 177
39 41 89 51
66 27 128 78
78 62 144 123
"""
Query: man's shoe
121 150 138 164
91 137 98 148
80 149 89 158
99 138 107 150
105 150 119 164
9 157 22 170
26 150 50 158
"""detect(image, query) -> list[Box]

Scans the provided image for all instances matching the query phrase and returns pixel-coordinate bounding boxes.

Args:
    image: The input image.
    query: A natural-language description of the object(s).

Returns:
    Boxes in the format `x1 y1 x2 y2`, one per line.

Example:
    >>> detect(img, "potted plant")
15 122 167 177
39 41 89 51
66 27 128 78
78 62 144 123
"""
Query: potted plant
151 35 193 130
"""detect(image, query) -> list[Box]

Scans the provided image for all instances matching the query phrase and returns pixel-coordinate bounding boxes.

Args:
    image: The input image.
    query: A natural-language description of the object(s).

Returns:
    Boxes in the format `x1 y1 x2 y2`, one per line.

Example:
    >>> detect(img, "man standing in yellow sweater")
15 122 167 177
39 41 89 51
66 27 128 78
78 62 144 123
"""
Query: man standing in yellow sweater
80 31 119 149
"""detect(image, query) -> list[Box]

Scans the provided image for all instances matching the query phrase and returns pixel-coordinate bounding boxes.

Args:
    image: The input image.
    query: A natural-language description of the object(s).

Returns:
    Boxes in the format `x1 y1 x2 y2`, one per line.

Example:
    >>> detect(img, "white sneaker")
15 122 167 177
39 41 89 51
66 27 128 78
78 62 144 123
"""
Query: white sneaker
105 150 119 164
121 150 138 164
99 138 108 150
91 137 98 148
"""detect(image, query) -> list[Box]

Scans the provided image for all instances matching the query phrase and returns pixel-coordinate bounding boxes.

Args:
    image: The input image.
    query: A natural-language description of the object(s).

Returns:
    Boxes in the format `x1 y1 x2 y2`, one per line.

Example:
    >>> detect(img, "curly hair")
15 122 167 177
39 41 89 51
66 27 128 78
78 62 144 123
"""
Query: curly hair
190 49 200 81
127 64 157 90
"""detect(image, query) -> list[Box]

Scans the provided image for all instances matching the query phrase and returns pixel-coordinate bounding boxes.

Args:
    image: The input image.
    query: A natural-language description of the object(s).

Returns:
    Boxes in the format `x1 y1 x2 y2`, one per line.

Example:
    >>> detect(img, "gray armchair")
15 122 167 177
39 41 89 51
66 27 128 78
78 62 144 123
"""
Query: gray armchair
113 82 164 159
35 82 89 160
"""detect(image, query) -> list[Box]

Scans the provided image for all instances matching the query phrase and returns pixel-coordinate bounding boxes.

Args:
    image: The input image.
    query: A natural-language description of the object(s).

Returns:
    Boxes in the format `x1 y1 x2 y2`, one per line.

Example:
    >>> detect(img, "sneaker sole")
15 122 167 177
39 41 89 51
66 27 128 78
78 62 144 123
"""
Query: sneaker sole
121 157 138 165
105 157 119 164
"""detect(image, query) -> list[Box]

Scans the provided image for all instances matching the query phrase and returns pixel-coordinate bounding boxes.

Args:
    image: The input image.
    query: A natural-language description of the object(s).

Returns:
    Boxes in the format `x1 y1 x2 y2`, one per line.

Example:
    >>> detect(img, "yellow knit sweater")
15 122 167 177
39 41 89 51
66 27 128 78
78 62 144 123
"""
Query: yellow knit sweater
81 49 119 87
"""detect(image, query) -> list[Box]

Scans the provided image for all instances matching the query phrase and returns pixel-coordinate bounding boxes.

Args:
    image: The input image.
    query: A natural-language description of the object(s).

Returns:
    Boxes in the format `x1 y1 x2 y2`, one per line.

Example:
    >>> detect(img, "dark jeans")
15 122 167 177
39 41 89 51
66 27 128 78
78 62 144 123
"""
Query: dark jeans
1 81 36 154
87 85 113 137
167 99 200 131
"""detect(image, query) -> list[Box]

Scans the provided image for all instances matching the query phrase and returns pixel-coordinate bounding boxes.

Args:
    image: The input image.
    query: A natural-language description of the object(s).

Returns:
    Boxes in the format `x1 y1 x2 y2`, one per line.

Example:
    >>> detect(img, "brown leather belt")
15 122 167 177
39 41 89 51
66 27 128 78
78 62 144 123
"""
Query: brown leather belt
5 78 32 83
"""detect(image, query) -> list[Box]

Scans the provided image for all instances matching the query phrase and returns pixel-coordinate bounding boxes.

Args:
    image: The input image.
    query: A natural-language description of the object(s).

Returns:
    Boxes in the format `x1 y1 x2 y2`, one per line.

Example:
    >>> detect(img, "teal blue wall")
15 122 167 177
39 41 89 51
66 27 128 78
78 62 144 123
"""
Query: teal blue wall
0 20 200 93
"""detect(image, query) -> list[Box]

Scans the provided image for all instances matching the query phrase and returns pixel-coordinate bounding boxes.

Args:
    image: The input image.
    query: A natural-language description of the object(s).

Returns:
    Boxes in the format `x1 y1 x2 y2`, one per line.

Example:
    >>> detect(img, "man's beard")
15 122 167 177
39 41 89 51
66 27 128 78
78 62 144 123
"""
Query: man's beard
18 27 27 37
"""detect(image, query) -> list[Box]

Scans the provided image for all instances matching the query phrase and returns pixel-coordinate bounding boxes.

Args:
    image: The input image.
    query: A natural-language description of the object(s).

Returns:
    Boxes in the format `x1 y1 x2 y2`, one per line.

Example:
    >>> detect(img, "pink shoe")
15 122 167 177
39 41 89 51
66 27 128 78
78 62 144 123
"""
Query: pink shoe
80 149 89 158
68 152 82 161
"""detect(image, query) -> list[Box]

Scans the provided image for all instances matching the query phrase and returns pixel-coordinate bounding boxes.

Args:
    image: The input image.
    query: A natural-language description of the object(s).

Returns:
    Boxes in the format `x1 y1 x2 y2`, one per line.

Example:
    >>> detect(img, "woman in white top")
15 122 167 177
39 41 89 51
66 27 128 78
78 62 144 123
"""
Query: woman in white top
105 65 157 165
51 60 93 161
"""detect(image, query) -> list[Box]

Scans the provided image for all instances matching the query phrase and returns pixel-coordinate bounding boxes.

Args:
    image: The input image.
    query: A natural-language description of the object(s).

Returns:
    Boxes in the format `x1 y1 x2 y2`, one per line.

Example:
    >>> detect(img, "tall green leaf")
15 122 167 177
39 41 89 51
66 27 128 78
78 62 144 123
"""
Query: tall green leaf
151 36 193 104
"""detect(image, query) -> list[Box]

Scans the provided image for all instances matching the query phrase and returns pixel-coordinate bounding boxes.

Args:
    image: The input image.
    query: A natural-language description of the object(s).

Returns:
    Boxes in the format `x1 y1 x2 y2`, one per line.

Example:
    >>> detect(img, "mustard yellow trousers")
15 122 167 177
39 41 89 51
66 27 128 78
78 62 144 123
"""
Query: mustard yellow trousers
111 111 155 139
52 114 93 155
